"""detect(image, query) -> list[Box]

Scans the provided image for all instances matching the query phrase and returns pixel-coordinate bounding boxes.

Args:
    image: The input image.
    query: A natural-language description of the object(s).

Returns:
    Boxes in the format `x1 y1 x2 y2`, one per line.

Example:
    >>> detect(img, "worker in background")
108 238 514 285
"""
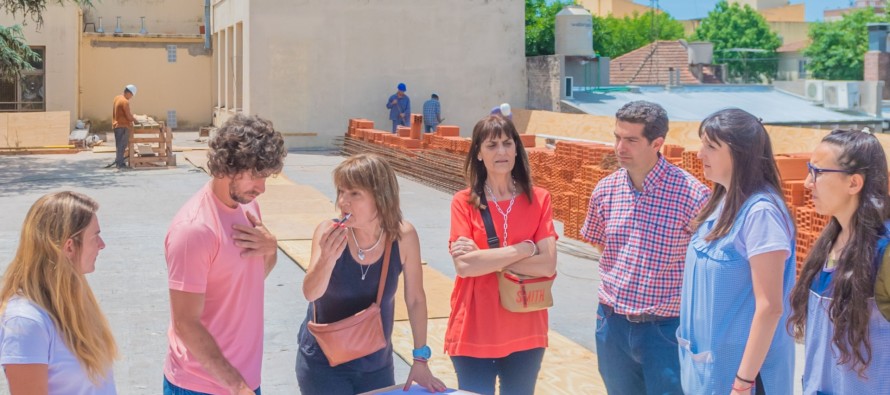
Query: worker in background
386 83 410 133
490 102 512 120
111 84 137 169
422 93 442 133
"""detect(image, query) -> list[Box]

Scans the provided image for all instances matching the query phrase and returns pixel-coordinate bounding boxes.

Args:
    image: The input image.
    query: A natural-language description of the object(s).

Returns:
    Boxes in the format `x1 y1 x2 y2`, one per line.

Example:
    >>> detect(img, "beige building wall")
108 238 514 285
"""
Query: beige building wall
79 37 213 131
0 5 80 126
733 0 788 10
579 0 653 18
760 4 805 22
81 0 205 35
213 0 527 148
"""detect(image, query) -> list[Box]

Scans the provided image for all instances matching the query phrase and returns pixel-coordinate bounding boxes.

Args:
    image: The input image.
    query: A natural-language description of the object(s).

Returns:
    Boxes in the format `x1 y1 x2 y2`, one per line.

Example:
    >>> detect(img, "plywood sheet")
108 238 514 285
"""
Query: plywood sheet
0 111 70 148
183 151 209 173
263 212 335 241
392 319 607 394
394 265 453 321
279 239 312 270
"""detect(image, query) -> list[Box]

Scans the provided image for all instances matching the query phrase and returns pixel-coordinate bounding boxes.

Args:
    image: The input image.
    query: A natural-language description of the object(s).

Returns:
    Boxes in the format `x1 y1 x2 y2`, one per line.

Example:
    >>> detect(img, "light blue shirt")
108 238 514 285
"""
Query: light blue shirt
0 296 117 395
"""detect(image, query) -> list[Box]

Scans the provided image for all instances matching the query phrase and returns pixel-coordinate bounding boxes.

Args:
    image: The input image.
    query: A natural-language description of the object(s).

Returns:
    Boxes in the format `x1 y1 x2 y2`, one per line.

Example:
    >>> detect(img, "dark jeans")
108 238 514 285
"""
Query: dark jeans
450 347 545 395
113 127 129 168
596 303 683 395
295 352 394 395
163 376 261 395
391 119 408 133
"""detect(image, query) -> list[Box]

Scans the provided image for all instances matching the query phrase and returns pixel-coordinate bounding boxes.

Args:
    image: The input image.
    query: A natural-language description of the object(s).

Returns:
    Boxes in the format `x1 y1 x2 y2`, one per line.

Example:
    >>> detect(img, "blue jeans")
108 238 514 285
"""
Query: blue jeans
596 303 682 395
113 127 129 168
424 124 437 133
163 376 261 395
295 352 394 395
450 347 545 395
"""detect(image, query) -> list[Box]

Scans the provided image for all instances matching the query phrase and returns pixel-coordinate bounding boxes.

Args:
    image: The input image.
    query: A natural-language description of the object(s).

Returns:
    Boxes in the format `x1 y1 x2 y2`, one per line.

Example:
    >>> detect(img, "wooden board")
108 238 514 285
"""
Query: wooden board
0 111 70 148
391 319 607 394
393 265 453 321
279 239 312 270
183 151 209 173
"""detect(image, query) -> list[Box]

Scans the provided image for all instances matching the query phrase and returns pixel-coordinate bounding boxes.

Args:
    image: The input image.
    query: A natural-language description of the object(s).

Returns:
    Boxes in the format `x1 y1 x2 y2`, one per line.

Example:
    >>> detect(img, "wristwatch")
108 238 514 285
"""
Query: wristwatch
412 345 432 360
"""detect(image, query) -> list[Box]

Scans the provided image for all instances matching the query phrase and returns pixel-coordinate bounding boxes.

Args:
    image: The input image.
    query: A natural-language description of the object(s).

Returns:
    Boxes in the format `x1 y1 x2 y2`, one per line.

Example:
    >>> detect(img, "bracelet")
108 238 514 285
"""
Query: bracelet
735 374 755 384
413 357 428 364
731 383 753 392
522 239 537 257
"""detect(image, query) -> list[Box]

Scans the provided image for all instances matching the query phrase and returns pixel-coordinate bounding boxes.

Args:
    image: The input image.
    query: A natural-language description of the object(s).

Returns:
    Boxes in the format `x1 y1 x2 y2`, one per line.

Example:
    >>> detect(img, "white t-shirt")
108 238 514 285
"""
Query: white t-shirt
0 296 116 395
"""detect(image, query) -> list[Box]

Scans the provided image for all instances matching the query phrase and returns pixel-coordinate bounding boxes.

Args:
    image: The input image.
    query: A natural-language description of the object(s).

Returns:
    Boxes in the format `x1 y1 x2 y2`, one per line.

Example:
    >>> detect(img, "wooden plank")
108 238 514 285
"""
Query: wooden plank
393 265 452 321
1 111 69 148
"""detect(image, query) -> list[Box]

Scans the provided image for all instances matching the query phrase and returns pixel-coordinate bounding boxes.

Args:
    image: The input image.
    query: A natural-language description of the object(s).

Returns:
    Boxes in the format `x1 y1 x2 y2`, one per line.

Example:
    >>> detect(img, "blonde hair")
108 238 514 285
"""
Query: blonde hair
333 154 403 242
0 191 117 382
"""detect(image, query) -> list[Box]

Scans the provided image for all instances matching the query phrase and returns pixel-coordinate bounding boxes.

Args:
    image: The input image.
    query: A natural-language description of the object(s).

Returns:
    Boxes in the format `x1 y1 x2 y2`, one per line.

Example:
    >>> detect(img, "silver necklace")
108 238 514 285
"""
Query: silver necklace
485 180 517 246
350 228 383 280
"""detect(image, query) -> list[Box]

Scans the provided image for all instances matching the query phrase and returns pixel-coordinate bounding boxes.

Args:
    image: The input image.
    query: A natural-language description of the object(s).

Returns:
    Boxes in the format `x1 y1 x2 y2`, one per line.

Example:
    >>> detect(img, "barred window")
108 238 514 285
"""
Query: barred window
0 47 45 112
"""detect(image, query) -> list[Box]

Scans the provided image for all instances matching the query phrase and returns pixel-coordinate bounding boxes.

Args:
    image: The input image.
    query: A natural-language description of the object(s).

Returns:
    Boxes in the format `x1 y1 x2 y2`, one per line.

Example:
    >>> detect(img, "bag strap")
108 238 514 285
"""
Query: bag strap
477 185 500 249
312 238 393 323
376 240 392 306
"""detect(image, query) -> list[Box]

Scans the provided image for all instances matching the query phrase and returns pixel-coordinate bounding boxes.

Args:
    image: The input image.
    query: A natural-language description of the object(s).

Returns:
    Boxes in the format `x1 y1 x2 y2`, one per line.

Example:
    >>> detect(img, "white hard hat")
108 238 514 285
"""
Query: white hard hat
125 84 137 95
499 103 511 117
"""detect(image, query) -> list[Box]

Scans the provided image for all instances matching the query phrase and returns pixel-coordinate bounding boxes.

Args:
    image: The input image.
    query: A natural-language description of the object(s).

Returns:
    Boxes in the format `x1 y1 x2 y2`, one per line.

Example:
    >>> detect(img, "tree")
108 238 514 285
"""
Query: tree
526 0 576 56
1 0 91 82
804 8 887 81
691 0 781 83
0 25 40 82
591 10 685 59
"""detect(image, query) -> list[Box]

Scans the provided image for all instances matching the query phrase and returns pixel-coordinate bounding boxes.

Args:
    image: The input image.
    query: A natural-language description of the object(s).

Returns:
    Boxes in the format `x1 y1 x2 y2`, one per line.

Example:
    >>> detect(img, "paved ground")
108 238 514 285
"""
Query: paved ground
0 133 805 394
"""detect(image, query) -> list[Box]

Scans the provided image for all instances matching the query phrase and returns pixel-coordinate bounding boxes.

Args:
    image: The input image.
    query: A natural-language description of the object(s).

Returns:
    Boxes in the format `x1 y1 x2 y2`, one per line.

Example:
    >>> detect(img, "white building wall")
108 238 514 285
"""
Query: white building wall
214 0 527 148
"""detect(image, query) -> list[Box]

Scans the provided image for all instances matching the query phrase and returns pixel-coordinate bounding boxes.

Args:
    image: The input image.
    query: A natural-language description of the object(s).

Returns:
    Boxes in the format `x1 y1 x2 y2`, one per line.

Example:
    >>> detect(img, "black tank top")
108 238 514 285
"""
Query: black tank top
298 240 402 371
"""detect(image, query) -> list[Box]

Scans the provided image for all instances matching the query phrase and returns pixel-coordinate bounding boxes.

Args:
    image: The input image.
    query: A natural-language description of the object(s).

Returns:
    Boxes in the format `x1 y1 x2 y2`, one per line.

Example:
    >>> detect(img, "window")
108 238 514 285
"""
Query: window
798 59 808 79
0 47 46 112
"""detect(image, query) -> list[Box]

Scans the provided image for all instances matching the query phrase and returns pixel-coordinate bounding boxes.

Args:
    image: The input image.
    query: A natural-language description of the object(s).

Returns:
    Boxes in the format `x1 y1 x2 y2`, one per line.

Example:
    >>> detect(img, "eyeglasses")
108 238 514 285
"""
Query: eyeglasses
807 162 853 181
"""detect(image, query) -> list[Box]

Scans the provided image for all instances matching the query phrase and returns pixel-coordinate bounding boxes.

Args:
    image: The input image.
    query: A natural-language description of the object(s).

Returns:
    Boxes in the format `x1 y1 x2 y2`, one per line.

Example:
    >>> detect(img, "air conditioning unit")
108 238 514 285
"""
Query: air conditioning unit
804 79 824 102
823 81 860 110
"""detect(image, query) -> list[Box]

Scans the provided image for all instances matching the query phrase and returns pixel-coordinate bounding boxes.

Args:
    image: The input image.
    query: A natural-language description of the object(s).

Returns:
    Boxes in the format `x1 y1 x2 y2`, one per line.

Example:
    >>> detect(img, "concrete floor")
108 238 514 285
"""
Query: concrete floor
0 133 805 394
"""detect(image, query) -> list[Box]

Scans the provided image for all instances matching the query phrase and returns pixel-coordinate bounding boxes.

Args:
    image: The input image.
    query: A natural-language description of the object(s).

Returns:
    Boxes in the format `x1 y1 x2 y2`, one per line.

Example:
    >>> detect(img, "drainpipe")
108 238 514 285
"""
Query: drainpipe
204 0 211 49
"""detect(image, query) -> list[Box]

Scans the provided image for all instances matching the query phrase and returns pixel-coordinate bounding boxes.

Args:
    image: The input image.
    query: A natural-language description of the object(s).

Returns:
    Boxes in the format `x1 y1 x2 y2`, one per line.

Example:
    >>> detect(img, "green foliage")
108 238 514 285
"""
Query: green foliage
2 0 92 27
592 10 685 59
0 25 39 83
526 0 576 56
804 8 888 80
691 0 781 83
0 1 91 82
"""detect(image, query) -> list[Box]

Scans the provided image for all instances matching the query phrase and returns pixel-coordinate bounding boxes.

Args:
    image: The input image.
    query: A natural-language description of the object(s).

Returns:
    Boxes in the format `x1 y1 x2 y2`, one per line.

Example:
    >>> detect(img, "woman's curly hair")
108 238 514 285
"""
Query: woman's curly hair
207 113 287 178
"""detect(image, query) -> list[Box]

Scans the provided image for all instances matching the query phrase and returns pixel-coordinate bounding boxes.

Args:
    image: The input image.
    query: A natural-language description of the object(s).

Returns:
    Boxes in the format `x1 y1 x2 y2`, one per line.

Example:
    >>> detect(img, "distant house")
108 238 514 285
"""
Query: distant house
776 40 810 81
609 40 723 85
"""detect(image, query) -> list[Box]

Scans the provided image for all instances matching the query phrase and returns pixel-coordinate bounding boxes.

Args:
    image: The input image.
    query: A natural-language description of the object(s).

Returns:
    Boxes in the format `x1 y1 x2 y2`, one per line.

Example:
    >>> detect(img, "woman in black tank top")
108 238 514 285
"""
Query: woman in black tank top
296 153 446 394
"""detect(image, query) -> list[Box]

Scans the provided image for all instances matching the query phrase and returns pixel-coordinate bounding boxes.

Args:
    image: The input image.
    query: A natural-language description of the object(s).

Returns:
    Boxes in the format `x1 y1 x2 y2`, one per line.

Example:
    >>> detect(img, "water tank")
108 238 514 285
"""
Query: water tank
555 5 594 56
686 41 714 65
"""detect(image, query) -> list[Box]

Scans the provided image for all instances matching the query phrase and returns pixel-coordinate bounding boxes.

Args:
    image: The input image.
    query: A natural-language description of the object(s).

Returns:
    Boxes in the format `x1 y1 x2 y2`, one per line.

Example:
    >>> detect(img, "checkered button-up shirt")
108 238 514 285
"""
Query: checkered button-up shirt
581 155 710 317
422 99 441 126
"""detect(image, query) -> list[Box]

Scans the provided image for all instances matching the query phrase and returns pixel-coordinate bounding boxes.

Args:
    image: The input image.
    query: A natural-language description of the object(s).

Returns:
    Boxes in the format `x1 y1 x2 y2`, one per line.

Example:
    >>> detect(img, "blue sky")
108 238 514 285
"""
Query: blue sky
631 1 857 21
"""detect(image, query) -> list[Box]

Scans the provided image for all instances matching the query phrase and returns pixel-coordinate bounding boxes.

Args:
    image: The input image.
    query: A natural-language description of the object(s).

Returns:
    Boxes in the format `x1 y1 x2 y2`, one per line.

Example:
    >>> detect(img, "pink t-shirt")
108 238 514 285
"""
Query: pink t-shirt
163 182 265 393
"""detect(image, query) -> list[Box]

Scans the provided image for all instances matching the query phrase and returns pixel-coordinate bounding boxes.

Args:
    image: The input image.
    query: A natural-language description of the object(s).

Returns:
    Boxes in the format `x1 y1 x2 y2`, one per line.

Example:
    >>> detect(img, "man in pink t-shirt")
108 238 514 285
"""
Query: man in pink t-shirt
163 114 287 395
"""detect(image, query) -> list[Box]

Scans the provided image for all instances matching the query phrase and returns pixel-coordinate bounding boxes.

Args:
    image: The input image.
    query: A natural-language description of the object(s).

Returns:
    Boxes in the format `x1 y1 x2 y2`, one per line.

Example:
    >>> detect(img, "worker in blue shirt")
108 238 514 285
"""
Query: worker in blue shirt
422 94 442 133
386 83 411 133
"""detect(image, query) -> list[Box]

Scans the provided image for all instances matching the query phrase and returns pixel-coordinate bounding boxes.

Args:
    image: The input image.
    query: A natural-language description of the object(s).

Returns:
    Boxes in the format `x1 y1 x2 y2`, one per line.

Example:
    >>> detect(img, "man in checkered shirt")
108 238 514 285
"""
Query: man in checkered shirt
422 93 442 133
581 101 710 394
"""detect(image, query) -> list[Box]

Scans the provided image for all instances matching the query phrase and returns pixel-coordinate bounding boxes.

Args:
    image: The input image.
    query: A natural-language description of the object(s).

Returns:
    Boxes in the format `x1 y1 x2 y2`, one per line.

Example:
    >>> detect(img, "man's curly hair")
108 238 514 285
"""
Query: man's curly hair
207 114 286 178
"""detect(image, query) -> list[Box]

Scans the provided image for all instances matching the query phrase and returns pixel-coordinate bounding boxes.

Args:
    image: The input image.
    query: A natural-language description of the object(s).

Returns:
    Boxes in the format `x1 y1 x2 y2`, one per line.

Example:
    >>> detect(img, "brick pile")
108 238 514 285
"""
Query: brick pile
346 117 827 276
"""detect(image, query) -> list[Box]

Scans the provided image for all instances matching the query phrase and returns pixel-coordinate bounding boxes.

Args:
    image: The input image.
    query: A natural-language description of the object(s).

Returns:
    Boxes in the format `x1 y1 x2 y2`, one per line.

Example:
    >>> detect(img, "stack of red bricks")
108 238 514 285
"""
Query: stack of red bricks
776 154 830 275
529 141 617 238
